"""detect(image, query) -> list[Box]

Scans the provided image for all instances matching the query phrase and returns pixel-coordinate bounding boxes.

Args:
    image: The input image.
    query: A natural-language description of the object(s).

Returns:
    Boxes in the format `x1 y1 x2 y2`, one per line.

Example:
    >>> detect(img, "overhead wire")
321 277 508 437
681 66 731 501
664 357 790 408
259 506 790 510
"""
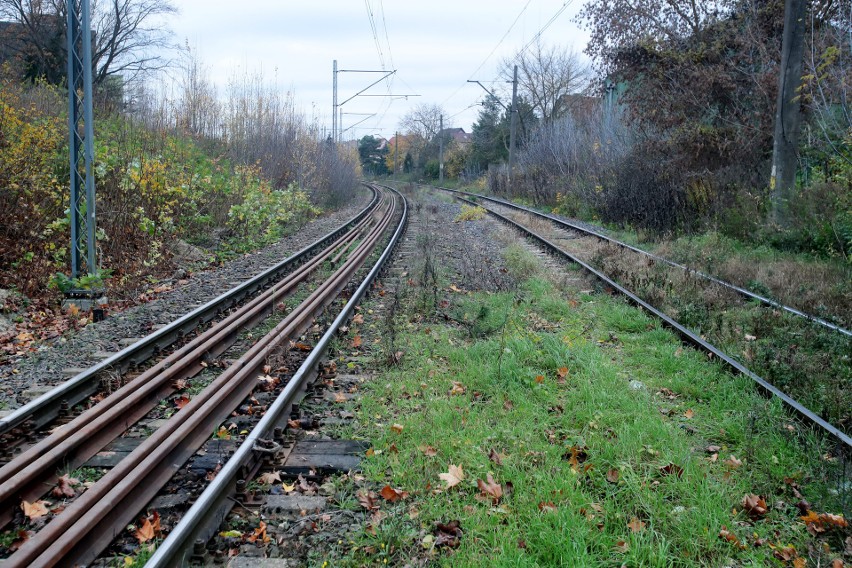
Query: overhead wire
440 0 533 107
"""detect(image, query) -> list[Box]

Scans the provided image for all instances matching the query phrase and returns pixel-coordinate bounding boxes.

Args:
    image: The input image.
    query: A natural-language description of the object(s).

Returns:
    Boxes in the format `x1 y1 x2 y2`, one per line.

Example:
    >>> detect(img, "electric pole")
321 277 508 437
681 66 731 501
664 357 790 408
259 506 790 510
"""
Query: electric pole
66 0 102 310
770 0 807 224
439 114 444 182
508 64 518 184
394 131 399 180
332 60 338 143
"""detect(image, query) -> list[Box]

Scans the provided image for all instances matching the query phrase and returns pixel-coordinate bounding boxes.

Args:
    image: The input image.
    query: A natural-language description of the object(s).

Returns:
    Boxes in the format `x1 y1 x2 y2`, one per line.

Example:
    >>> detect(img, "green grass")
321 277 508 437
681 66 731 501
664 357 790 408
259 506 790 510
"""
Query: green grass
320 247 848 567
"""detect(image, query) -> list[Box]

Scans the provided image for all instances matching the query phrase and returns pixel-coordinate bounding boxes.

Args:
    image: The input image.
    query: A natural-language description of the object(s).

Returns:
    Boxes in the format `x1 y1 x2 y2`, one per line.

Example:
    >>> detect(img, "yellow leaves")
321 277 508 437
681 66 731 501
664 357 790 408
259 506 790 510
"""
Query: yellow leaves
439 464 465 489
21 500 49 520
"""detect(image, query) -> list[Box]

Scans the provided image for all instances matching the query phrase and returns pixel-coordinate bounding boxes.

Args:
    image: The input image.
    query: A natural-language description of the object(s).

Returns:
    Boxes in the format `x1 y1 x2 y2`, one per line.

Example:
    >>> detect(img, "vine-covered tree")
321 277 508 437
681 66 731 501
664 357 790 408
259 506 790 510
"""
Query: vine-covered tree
358 135 389 177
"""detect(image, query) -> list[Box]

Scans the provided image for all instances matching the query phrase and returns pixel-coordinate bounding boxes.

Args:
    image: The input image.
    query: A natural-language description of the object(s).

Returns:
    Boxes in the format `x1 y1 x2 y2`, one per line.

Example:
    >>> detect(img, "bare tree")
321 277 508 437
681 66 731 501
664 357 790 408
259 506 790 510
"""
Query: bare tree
0 0 176 84
398 102 445 168
501 40 590 123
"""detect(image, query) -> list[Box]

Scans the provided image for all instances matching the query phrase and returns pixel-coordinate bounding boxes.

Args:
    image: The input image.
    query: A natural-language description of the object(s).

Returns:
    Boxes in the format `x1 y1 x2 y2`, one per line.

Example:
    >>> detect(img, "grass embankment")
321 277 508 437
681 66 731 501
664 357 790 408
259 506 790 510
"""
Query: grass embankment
328 243 849 567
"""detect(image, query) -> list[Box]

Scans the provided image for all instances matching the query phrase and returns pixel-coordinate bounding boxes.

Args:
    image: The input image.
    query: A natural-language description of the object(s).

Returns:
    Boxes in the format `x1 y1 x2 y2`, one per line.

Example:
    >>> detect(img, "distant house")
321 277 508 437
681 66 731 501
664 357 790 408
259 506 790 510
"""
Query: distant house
442 127 471 145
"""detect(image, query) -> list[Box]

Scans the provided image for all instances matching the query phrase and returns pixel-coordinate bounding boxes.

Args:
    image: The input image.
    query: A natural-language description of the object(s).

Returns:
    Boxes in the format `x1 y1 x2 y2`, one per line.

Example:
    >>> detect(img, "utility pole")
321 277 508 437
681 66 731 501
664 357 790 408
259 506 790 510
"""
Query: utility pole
508 64 518 184
394 131 399 180
770 0 807 224
439 114 444 182
66 0 103 310
332 60 338 144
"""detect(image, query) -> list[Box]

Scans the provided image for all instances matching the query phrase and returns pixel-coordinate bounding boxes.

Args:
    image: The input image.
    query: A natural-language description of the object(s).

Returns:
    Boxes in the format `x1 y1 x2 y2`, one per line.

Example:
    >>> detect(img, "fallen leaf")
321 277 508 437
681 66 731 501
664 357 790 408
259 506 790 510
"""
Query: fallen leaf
476 473 503 504
216 426 231 439
659 463 684 478
742 494 768 518
706 445 721 453
450 381 466 395
52 474 80 498
247 521 270 544
439 464 465 489
606 468 620 483
793 558 806 568
380 485 409 502
683 409 695 419
718 525 745 549
134 517 155 543
724 455 742 469
488 448 503 466
293 342 312 352
334 392 347 403
773 544 797 562
627 517 646 532
357 489 379 510
352 313 364 324
21 500 49 520
434 520 463 548
391 423 404 434
351 336 362 348
614 540 629 553
258 471 281 485
538 502 557 513
419 445 438 457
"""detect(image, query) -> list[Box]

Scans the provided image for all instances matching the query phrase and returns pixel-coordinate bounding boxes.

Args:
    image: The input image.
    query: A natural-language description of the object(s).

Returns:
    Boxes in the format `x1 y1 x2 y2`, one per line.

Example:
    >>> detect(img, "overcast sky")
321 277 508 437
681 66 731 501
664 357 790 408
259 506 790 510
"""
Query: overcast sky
166 1 591 140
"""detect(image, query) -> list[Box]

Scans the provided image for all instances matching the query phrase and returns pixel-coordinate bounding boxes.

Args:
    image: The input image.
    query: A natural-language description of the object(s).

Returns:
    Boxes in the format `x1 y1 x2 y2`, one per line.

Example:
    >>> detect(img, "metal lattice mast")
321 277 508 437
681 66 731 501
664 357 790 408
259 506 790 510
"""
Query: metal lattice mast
66 0 97 279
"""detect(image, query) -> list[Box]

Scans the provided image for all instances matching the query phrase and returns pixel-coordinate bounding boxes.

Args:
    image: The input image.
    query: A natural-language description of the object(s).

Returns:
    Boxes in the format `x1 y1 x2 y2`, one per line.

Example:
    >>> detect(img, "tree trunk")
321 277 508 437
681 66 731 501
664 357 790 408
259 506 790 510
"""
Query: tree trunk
770 0 807 225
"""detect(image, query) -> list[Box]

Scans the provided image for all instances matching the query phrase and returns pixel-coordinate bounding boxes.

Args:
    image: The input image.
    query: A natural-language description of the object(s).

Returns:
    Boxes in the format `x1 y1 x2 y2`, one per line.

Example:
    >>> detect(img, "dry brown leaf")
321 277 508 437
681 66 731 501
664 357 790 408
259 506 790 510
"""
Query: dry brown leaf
258 471 281 485
450 381 466 395
476 473 503 503
380 485 409 502
724 455 742 469
52 474 80 498
357 489 379 510
419 445 438 457
21 500 49 521
606 468 620 484
135 517 155 543
538 502 557 513
627 517 646 532
352 314 364 324
334 392 347 403
352 336 362 348
434 520 463 548
683 409 695 419
614 540 629 553
174 395 190 409
742 494 768 518
535 375 545 384
247 521 270 544
390 423 404 434
792 558 806 568
488 448 503 466
659 463 684 478
439 464 465 489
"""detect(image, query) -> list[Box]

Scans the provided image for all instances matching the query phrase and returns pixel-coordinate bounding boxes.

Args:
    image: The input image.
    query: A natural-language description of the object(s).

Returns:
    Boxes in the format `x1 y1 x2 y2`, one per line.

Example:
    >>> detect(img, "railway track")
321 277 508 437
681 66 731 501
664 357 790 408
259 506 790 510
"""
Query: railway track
434 186 851 451
0 184 407 567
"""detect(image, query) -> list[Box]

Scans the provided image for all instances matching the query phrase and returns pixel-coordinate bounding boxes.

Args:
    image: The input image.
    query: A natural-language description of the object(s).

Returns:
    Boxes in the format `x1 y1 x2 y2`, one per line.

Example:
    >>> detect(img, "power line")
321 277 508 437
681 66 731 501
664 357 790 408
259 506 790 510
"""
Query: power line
440 0 533 106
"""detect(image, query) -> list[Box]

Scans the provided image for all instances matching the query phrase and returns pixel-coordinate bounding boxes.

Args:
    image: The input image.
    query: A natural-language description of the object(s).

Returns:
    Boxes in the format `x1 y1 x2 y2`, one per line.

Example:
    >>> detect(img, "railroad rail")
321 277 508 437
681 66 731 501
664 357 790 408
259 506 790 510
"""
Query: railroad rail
0 186 380 441
436 186 851 338
0 184 406 567
443 190 851 451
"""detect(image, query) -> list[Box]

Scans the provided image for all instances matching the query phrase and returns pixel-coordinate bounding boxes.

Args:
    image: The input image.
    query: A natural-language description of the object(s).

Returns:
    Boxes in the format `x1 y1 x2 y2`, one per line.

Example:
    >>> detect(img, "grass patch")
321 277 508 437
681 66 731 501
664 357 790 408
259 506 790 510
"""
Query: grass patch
326 259 848 566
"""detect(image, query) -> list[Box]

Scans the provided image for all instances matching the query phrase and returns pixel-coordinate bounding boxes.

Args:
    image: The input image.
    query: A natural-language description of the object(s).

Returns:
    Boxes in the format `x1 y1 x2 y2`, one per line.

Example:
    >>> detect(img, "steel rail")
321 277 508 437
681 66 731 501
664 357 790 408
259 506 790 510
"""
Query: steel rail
146 184 407 567
456 195 851 450
0 197 385 529
0 187 381 439
435 186 851 338
5 186 402 568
